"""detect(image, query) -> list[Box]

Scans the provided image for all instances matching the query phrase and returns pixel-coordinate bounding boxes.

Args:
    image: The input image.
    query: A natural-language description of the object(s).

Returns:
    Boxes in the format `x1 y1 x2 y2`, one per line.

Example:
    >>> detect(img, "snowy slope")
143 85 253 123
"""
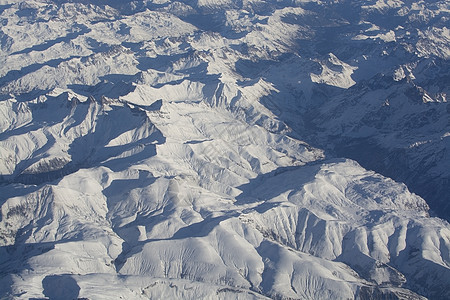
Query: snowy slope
0 0 449 299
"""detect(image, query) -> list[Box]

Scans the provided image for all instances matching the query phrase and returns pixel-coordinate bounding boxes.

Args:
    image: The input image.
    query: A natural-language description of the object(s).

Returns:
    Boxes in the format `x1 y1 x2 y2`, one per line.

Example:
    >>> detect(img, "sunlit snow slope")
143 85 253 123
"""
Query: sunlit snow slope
0 1 449 299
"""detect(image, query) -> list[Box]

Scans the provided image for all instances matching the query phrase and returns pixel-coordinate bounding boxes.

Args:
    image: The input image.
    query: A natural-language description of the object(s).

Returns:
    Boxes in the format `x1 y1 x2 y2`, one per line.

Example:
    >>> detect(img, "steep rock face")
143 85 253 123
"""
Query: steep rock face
0 0 449 299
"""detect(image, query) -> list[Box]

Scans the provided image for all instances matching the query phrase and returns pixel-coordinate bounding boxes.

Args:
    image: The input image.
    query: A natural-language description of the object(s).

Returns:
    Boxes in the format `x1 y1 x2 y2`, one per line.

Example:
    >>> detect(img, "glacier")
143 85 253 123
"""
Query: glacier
0 0 449 299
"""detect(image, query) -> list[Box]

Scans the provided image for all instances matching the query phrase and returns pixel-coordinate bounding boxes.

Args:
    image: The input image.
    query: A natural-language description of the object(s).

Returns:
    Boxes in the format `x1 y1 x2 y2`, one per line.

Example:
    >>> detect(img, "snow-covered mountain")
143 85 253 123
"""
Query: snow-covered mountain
0 0 449 299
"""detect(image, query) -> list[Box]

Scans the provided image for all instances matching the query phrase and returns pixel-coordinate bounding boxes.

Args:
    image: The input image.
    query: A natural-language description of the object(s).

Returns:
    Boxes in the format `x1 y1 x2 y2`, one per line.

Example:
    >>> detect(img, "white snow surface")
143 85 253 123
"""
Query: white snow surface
0 0 449 299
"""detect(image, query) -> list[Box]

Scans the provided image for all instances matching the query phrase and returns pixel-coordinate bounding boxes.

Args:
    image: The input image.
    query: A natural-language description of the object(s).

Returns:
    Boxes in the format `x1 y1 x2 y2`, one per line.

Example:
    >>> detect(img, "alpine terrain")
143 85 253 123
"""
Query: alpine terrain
0 0 449 299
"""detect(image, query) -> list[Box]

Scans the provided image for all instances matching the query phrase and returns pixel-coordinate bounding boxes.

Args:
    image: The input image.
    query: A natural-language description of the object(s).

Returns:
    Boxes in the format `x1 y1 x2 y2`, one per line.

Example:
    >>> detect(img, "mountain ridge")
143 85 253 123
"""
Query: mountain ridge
0 0 449 299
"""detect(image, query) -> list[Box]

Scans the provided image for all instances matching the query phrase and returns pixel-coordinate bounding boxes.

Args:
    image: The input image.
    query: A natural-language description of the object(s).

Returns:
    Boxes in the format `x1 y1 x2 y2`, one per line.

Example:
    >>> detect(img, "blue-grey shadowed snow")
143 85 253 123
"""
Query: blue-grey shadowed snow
333 136 450 220
112 213 239 273
0 243 55 276
1 93 164 185
102 142 159 173
50 0 135 9
0 93 73 142
136 53 188 72
11 25 91 56
0 94 11 102
171 214 238 239
147 99 163 111
256 240 281 295
100 74 136 85
181 13 227 34
233 54 342 129
0 29 13 52
350 48 417 83
233 33 450 222
85 37 112 53
182 12 248 40
42 275 80 300
132 46 222 88
235 58 280 79
0 88 52 104
138 57 221 88
65 70 138 100
68 79 136 100
120 41 142 53
113 241 141 272
65 104 163 172
0 184 41 209
14 6 37 19
0 57 81 89
0 4 12 12
0 275 15 299
103 170 157 214
12 134 57 176
117 23 130 36
236 162 321 205
67 104 160 154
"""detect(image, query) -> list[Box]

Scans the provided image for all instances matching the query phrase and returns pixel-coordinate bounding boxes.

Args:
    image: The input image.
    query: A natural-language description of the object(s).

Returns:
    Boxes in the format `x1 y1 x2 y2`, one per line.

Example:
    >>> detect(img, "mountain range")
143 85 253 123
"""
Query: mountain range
0 0 449 299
